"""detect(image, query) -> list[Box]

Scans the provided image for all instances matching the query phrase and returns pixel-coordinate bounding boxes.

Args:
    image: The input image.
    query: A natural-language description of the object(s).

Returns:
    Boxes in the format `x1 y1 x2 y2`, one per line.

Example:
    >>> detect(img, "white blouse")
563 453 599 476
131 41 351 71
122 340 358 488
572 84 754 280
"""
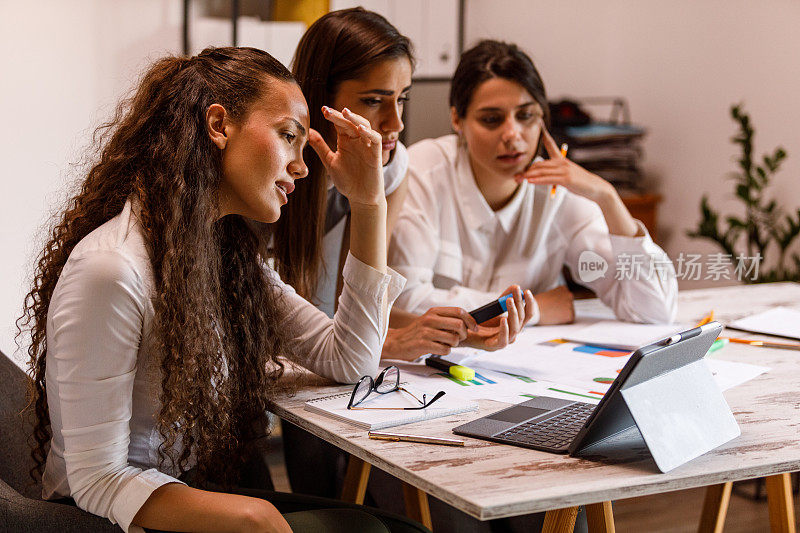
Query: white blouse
42 200 405 532
389 134 677 324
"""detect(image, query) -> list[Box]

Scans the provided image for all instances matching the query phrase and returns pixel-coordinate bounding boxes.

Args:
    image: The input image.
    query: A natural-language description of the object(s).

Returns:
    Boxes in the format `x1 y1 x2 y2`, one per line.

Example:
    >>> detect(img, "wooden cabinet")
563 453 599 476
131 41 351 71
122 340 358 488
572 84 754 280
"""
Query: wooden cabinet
619 191 662 243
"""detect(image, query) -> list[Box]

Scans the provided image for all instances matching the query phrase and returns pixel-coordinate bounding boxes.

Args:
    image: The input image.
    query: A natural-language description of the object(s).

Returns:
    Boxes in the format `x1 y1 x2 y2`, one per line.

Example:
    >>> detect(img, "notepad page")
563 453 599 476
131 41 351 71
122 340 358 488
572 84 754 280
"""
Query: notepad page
304 385 478 430
729 307 800 340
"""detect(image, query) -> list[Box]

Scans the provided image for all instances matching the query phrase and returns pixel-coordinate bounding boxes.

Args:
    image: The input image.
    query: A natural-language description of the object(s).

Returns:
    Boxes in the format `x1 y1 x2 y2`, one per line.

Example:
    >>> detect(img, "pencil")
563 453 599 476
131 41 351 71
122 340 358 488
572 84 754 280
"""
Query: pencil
695 310 714 327
551 143 568 198
723 337 800 351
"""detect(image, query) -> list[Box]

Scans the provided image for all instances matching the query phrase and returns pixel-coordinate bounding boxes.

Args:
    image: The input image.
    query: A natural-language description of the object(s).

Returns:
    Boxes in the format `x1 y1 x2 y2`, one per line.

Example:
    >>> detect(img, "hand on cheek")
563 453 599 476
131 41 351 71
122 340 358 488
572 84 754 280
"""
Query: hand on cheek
514 125 613 204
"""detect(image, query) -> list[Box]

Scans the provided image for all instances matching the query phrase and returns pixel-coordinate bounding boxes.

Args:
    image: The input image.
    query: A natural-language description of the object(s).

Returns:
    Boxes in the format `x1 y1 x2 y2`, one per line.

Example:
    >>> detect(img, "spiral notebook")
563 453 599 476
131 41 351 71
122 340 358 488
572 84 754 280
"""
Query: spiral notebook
304 385 478 430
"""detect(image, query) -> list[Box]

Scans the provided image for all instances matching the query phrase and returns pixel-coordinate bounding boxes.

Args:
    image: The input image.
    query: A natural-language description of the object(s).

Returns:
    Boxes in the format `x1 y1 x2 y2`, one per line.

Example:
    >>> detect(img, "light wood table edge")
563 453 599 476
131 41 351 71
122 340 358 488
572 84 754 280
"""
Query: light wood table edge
273 404 800 521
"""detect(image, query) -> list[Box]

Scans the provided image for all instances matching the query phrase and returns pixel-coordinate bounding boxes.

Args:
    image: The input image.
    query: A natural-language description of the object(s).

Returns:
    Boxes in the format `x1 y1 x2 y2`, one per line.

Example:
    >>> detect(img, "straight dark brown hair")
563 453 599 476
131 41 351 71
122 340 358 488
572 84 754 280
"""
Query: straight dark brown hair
270 7 413 300
450 40 550 125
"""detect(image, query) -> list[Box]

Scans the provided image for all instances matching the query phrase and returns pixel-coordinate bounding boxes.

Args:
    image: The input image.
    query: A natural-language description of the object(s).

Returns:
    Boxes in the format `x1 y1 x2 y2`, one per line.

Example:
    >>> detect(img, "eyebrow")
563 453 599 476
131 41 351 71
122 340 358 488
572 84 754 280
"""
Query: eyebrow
475 102 540 113
286 118 307 136
357 85 412 96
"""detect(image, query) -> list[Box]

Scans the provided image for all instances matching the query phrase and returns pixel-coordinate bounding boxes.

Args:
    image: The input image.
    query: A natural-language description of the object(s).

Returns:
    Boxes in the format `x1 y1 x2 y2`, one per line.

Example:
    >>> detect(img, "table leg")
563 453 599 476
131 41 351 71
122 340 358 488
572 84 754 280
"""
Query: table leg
697 482 732 533
586 501 615 533
340 455 371 504
766 473 797 533
542 506 579 533
402 482 433 531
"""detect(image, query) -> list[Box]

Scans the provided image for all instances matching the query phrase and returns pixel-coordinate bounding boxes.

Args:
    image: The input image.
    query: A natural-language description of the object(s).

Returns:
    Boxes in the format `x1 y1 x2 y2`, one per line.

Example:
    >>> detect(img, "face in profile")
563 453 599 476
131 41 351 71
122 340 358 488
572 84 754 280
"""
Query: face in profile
453 77 544 182
332 57 412 166
216 80 310 223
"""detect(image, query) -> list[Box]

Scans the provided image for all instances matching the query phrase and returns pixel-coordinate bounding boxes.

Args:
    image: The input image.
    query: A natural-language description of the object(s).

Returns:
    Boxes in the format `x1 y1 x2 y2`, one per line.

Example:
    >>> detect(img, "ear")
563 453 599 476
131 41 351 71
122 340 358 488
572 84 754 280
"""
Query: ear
206 103 229 150
449 107 462 135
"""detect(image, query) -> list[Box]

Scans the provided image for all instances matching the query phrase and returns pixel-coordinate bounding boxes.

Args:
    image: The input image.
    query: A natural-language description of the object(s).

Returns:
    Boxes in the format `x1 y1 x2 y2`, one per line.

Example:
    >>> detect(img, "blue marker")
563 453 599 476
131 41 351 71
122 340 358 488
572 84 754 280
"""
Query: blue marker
469 293 513 324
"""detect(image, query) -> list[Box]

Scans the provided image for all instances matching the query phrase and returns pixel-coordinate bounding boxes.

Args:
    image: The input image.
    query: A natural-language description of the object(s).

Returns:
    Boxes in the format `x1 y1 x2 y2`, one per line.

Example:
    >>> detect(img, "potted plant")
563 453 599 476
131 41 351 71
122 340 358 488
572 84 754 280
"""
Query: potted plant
688 104 800 283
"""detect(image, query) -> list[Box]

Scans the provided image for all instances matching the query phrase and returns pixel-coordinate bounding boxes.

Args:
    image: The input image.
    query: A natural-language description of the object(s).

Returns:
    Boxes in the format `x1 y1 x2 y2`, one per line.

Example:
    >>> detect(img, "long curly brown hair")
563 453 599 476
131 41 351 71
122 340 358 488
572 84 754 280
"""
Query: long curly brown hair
17 47 298 487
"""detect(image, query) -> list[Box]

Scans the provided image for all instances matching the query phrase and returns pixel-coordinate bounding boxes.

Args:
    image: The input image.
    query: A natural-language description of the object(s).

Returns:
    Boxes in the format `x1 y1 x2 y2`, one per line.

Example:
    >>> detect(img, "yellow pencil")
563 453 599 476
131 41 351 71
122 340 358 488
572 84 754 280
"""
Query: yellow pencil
551 143 568 198
695 310 714 327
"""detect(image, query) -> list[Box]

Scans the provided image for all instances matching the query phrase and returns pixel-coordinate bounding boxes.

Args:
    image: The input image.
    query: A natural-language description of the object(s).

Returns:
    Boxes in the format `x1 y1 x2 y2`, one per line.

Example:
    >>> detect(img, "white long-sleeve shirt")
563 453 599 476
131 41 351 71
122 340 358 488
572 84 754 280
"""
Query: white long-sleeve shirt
388 134 677 324
42 199 405 532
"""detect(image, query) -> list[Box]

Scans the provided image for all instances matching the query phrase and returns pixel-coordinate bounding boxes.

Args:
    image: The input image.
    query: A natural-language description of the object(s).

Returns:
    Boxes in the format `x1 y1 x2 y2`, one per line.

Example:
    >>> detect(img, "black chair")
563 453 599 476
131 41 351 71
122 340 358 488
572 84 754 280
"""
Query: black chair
0 349 120 532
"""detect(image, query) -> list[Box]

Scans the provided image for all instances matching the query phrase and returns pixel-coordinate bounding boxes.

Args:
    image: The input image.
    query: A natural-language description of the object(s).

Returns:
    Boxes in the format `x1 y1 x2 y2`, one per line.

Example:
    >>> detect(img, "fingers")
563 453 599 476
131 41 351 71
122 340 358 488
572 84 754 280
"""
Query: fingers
421 315 468 342
321 106 360 138
527 160 567 171
506 295 521 342
307 129 334 169
492 317 509 351
427 341 453 356
540 123 562 159
520 289 535 326
427 328 462 346
322 106 381 147
428 306 479 332
341 107 370 129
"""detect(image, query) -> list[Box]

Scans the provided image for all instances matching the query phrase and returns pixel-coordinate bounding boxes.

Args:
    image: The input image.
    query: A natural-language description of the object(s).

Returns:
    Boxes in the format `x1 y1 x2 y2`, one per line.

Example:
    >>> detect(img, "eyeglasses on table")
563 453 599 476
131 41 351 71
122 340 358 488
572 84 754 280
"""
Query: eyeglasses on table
347 365 446 410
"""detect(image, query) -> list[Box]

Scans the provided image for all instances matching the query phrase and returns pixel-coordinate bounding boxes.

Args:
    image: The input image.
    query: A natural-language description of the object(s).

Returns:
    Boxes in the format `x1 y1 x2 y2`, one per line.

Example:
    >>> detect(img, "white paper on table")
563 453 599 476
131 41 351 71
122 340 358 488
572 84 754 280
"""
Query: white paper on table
382 360 605 405
729 306 800 341
421 326 769 404
449 338 630 393
704 358 769 391
562 320 689 350
573 298 617 321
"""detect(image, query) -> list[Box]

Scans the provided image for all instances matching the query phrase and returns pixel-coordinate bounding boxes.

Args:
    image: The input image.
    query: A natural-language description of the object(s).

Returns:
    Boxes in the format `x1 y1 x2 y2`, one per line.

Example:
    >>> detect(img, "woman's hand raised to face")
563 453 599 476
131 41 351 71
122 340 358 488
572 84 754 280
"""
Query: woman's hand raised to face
514 124 616 205
515 122 641 237
307 106 384 207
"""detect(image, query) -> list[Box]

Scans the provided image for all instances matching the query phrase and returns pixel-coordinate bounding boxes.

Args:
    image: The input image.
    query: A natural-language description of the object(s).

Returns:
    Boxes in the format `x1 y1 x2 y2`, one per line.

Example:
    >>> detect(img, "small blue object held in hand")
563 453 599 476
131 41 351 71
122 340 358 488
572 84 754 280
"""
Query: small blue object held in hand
469 293 513 324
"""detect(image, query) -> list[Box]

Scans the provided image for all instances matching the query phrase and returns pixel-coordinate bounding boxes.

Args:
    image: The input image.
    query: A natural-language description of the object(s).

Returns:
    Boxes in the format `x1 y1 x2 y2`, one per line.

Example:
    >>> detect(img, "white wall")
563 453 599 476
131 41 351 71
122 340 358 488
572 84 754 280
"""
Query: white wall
4 0 800 364
465 0 800 285
0 1 182 364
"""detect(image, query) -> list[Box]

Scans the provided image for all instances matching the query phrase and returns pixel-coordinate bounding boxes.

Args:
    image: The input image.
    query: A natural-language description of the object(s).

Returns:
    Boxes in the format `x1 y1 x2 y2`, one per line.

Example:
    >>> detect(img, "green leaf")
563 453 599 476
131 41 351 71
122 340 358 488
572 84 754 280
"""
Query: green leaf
736 184 751 202
726 216 747 229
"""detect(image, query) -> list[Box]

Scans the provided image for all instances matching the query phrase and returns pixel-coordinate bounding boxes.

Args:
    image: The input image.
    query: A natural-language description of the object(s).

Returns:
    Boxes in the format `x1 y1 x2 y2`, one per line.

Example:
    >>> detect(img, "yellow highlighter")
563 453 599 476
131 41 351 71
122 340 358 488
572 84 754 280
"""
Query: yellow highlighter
449 365 475 382
551 143 568 198
425 356 476 382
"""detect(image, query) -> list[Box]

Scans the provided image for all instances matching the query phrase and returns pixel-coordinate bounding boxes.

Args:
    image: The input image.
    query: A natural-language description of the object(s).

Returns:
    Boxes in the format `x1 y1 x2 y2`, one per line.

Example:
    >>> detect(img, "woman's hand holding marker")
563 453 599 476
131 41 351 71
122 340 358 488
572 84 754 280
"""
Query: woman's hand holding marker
462 285 536 351
382 307 479 359
515 123 616 205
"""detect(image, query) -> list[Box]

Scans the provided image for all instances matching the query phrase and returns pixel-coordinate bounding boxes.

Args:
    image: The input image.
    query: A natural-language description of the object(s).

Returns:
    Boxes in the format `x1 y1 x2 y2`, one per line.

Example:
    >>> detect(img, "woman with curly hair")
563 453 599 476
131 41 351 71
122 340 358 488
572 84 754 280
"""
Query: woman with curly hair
18 46 426 533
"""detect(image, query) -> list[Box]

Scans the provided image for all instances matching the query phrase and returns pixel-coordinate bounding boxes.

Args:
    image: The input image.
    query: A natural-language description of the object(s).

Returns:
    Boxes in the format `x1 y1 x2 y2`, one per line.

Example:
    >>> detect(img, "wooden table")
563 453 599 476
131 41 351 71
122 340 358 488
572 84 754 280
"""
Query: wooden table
270 283 800 532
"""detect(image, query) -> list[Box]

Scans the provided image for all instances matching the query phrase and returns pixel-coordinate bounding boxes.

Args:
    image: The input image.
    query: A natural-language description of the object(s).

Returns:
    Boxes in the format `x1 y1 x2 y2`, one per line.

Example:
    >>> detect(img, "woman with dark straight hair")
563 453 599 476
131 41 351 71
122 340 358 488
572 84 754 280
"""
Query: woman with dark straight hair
390 40 678 328
18 46 428 533
274 8 536 363
278 9 538 506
